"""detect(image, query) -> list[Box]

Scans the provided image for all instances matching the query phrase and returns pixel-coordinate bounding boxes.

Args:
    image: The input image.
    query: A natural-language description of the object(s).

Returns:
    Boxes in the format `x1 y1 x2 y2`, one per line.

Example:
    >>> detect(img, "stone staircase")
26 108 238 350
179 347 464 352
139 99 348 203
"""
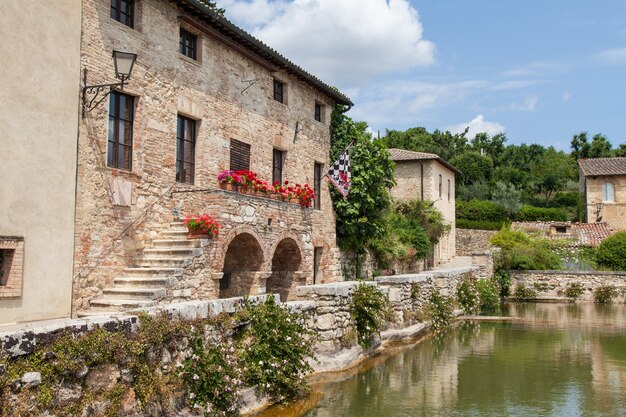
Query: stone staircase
87 221 207 312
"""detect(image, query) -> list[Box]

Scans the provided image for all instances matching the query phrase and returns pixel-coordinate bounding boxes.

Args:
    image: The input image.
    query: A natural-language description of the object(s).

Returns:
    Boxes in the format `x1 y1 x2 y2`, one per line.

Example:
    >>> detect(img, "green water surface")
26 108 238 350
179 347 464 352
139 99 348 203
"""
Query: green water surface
257 303 626 417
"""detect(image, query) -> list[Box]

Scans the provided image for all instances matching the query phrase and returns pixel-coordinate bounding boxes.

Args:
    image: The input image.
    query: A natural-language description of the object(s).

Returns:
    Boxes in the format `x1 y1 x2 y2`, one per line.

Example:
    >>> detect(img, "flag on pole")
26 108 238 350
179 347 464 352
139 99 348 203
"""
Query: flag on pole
325 147 352 198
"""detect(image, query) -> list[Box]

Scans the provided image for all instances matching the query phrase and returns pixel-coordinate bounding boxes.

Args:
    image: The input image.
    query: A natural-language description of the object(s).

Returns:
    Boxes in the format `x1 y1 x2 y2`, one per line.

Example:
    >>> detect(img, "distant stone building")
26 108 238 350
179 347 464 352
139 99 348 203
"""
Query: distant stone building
511 221 614 247
579 158 626 230
73 0 352 313
388 148 461 266
0 1 81 325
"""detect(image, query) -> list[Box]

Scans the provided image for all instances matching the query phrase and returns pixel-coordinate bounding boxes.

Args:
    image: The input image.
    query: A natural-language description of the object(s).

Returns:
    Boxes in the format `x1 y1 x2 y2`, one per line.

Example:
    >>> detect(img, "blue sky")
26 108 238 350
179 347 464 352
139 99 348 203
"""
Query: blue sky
220 0 626 150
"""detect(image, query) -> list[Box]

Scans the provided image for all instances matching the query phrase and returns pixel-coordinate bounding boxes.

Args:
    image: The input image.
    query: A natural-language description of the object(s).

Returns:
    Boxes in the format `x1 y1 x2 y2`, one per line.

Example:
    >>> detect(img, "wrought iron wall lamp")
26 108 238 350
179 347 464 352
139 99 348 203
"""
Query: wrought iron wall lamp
82 50 137 117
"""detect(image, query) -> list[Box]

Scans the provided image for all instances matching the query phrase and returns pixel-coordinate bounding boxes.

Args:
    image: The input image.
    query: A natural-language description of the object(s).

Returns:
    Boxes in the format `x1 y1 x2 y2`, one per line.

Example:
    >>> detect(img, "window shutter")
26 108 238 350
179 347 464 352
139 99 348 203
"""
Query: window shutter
230 139 251 171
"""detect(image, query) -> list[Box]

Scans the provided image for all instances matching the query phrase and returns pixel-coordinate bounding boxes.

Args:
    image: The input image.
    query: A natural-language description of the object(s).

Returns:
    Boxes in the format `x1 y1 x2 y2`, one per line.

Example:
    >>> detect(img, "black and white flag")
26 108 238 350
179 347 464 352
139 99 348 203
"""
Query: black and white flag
325 148 351 198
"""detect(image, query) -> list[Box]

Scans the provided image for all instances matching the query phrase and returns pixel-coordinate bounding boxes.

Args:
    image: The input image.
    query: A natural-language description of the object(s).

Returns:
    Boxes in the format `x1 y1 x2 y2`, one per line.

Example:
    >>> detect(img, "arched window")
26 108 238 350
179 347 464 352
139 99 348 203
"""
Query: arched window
603 182 615 202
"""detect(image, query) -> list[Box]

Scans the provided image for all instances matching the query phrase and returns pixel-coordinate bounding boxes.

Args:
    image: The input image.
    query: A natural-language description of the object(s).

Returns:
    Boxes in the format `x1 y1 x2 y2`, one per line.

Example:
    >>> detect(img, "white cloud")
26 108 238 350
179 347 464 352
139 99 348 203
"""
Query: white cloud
563 91 572 101
593 47 626 65
224 0 435 86
501 62 564 77
496 96 538 112
446 115 505 139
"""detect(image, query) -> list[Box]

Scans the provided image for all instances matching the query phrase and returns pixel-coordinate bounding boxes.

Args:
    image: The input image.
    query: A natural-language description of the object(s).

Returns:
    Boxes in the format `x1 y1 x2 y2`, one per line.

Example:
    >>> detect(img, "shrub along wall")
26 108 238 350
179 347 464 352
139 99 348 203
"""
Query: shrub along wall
510 270 626 302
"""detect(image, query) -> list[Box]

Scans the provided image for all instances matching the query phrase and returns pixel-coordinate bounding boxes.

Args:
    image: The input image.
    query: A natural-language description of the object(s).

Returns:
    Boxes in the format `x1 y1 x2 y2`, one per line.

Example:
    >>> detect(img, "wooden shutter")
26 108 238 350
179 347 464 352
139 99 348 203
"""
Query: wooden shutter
230 139 251 171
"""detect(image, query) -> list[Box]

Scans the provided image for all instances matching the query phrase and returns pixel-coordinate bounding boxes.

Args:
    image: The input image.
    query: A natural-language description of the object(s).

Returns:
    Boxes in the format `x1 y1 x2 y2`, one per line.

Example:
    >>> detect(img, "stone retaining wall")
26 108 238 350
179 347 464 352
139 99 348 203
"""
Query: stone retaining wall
456 229 496 255
510 270 626 302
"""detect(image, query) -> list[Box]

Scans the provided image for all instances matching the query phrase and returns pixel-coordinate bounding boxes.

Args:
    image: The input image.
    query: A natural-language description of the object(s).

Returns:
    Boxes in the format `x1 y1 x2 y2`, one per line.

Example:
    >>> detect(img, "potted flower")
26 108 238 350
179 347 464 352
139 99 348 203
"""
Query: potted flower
217 170 237 191
294 183 315 208
183 214 222 239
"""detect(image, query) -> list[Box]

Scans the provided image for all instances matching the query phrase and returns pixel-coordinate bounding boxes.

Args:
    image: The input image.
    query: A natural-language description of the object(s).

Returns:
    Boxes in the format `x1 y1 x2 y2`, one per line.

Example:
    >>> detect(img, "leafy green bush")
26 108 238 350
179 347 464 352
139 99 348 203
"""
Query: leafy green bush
593 285 618 304
493 269 511 296
553 191 579 207
491 228 562 271
516 205 569 221
456 219 509 230
238 297 313 402
477 279 500 313
426 290 455 331
596 231 626 271
349 283 392 348
456 199 509 222
513 285 537 300
564 282 584 299
456 276 480 315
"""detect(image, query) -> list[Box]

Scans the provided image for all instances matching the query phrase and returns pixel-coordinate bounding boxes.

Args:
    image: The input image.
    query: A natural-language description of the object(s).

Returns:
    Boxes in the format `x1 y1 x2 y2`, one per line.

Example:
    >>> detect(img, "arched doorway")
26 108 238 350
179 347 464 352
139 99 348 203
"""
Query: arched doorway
267 238 302 301
220 233 263 298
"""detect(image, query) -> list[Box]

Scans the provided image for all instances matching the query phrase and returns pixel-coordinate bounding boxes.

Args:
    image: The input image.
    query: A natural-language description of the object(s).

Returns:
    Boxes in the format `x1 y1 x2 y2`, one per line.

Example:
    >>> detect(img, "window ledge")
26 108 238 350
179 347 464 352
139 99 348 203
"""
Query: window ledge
179 54 201 67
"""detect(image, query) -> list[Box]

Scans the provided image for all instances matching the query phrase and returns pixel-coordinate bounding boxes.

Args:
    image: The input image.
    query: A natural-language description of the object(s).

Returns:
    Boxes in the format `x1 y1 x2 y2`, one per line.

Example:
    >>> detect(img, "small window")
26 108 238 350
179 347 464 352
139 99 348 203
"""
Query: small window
230 139 251 171
314 102 323 122
111 0 134 28
108 91 134 170
603 182 615 202
555 226 568 234
447 179 451 201
176 115 196 184
179 28 197 60
314 162 323 210
439 174 443 198
0 237 24 298
273 149 285 185
273 79 284 103
313 247 323 284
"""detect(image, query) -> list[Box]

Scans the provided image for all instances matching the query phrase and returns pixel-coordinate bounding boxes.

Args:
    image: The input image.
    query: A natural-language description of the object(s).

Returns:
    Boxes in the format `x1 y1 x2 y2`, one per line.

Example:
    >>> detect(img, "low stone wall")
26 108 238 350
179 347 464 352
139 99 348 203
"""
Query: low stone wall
456 229 496 255
471 251 496 280
510 270 626 302
376 267 476 325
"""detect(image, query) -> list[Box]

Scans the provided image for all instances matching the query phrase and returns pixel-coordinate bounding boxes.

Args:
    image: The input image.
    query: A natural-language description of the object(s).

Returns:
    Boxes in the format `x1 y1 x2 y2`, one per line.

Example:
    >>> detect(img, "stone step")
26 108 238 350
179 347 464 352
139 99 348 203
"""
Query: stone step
170 221 185 227
89 298 157 310
153 239 202 248
114 276 177 287
162 230 189 240
142 247 202 257
102 287 166 300
123 267 184 277
133 257 193 268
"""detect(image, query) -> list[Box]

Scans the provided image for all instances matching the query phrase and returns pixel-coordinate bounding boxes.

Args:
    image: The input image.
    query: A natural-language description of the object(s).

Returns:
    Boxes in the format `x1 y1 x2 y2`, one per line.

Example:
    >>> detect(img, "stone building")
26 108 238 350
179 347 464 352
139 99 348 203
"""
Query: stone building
388 148 460 266
579 157 626 230
0 1 82 324
73 0 352 313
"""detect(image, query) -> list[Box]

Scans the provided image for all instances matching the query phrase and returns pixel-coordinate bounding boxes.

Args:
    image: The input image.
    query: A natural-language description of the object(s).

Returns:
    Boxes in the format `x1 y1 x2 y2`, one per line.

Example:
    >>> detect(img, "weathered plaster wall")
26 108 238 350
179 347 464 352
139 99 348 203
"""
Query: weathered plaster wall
0 0 81 324
74 0 341 311
455 229 497 256
510 270 626 302
585 176 626 230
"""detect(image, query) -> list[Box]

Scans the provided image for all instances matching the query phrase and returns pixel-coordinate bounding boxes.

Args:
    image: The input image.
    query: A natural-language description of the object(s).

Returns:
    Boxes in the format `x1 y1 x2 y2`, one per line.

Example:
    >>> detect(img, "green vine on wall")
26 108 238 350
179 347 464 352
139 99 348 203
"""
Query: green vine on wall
349 283 393 348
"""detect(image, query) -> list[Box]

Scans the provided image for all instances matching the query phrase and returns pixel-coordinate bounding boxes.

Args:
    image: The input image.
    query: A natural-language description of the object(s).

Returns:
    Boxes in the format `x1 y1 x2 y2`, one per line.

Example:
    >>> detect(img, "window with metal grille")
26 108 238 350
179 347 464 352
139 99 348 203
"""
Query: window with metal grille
230 139 251 171
314 102 323 122
107 92 134 170
273 79 284 103
176 115 196 184
179 28 197 60
110 0 134 28
314 162 323 210
273 149 284 185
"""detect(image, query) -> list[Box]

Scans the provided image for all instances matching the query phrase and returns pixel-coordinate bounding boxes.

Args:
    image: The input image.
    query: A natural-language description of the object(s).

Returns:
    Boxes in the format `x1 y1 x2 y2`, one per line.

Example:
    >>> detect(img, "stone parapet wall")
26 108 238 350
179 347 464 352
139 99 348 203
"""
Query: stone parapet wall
376 267 476 325
456 229 497 255
510 270 626 302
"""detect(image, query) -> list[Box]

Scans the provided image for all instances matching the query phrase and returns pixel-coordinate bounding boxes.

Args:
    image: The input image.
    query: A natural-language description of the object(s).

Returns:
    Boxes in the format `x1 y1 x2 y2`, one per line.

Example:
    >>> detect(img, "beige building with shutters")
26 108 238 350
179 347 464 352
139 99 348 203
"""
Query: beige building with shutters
579 157 626 230
0 1 82 324
388 148 460 266
72 0 352 314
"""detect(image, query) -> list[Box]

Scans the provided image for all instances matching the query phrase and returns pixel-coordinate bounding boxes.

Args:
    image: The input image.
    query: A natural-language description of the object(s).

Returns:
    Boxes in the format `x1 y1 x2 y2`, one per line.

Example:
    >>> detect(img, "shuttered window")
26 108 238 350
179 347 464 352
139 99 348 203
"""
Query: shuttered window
230 139 251 171
273 149 284 185
107 91 134 170
273 79 284 103
176 115 196 184
314 162 323 210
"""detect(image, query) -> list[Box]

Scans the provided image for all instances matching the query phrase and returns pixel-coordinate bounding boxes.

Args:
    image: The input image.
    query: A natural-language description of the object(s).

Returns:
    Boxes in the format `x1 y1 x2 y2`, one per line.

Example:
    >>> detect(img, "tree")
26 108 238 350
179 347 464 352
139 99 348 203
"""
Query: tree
570 132 591 160
197 0 226 15
329 106 395 260
531 147 576 205
615 143 626 157
589 133 614 158
470 132 507 165
491 181 522 214
450 151 494 185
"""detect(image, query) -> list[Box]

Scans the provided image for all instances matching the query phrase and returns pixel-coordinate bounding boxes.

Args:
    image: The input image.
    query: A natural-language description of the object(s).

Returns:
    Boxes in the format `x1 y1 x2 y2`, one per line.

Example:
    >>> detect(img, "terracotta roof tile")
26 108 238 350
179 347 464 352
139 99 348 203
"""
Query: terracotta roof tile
388 148 461 174
511 221 614 247
578 157 626 176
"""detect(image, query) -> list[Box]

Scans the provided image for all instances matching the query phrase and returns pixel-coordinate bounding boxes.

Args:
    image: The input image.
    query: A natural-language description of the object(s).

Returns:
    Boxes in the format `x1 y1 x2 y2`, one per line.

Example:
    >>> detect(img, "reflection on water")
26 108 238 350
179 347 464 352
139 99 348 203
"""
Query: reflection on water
254 303 626 417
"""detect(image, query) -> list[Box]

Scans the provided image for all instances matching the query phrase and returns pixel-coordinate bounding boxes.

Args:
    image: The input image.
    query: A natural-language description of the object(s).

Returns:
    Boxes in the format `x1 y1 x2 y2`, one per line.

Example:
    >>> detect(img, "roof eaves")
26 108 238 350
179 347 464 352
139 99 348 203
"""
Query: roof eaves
178 0 353 106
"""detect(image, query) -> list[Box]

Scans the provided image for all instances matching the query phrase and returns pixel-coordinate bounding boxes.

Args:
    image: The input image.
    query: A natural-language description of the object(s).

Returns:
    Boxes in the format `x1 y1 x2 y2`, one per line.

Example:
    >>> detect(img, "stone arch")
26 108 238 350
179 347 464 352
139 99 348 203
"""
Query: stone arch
267 237 303 302
219 230 265 299
213 226 266 272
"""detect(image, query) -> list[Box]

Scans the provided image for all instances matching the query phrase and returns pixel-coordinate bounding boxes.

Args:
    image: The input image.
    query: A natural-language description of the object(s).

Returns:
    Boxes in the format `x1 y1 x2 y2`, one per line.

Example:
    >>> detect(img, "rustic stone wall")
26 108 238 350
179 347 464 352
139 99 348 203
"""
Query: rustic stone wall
584 175 626 230
510 270 626 302
456 229 497 255
376 267 476 325
73 0 343 312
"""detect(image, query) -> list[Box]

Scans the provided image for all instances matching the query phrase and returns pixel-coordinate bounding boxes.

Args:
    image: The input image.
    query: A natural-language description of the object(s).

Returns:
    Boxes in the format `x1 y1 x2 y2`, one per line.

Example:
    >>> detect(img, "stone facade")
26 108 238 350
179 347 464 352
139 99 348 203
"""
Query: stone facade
73 0 350 312
455 229 497 255
388 150 459 266
579 158 626 230
510 270 626 302
0 0 81 324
